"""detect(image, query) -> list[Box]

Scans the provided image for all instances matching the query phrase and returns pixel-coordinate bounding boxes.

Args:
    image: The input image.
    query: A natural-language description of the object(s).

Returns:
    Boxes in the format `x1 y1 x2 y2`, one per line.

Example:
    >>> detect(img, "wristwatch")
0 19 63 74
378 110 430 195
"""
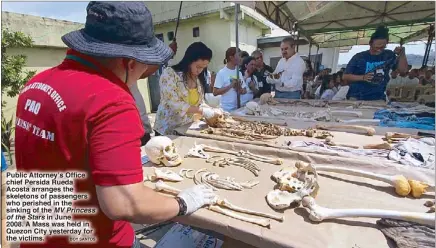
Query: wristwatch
175 197 187 216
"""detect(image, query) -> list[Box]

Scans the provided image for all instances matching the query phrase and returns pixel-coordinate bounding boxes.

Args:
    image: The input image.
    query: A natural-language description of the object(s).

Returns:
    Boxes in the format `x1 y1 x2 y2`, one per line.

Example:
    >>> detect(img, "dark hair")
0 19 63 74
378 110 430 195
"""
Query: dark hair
281 37 296 47
370 26 389 44
240 56 254 72
240 56 255 82
172 42 212 92
336 71 343 81
240 51 249 58
224 47 240 64
320 74 332 97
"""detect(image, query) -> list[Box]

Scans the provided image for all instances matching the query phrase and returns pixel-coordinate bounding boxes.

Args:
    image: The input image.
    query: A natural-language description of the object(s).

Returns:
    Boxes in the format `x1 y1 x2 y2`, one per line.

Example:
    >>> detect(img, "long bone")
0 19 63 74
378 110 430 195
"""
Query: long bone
330 110 363 117
154 181 283 226
324 137 359 149
295 161 435 198
200 144 283 165
316 124 376 136
385 132 422 140
302 196 435 227
363 142 392 150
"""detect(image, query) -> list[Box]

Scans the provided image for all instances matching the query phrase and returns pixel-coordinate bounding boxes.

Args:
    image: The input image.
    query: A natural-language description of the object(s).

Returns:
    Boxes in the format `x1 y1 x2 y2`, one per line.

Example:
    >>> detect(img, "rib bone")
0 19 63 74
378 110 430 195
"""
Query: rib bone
316 124 376 136
302 196 435 227
295 161 435 198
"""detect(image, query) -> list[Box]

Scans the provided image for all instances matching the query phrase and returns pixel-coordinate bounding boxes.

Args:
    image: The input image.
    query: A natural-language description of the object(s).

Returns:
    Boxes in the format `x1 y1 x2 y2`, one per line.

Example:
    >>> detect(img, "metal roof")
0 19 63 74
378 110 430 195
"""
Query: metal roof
251 1 435 47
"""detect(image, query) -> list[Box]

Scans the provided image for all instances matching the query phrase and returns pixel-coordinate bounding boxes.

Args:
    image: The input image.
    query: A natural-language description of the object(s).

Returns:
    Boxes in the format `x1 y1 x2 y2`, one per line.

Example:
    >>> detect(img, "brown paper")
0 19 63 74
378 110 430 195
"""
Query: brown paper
143 136 434 248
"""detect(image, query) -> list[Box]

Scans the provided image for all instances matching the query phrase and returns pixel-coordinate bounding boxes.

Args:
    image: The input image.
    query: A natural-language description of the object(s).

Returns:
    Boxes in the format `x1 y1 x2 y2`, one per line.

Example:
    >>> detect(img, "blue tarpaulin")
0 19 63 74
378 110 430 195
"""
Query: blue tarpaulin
1 151 8 172
374 109 435 130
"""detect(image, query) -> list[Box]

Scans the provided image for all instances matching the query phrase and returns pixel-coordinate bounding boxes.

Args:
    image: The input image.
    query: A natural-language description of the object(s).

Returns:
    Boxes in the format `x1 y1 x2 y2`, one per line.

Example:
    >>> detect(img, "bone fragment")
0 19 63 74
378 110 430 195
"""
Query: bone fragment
216 199 284 221
154 181 280 226
208 205 271 227
154 180 182 194
302 196 435 227
179 169 194 179
316 124 376 136
363 142 392 150
324 137 359 149
330 110 363 117
295 161 435 198
145 168 184 182
385 132 421 140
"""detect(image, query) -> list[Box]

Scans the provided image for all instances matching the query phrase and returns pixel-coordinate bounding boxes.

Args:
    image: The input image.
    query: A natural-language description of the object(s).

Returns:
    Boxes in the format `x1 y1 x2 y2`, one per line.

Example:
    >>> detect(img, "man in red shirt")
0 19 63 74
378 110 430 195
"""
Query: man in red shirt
14 2 216 248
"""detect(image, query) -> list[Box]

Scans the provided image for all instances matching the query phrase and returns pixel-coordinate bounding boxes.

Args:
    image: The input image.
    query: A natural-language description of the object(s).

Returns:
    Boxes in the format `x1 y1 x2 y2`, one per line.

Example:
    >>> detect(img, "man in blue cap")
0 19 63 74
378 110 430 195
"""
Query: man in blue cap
15 2 216 248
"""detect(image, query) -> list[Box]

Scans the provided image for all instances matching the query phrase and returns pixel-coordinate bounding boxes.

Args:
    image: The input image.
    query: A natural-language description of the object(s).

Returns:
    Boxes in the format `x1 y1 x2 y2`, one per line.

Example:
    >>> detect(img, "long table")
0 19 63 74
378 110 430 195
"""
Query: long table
142 136 435 248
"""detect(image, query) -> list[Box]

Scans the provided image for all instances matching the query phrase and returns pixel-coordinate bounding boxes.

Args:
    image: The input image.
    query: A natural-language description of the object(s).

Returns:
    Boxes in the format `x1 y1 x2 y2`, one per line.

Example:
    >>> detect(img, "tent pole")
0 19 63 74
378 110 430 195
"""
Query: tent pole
235 3 241 109
422 24 434 67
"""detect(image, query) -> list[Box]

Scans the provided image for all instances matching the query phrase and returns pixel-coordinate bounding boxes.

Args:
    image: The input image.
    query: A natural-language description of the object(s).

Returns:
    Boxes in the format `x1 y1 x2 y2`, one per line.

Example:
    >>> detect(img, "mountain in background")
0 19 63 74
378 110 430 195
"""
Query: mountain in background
338 50 435 70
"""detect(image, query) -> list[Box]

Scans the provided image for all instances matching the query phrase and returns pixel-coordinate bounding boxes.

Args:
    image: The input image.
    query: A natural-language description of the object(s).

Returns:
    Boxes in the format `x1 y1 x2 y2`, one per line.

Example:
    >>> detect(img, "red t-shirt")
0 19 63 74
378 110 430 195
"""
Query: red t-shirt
15 49 145 248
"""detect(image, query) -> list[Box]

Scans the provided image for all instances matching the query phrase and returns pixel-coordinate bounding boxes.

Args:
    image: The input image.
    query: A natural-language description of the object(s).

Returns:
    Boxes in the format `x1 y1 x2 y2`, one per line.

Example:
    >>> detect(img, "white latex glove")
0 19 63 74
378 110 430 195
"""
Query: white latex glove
201 107 216 119
177 185 217 215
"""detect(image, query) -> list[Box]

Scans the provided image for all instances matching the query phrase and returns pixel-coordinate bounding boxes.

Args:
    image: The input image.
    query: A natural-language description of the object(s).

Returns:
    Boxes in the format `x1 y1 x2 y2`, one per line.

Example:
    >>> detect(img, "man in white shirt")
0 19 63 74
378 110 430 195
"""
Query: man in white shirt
266 37 306 99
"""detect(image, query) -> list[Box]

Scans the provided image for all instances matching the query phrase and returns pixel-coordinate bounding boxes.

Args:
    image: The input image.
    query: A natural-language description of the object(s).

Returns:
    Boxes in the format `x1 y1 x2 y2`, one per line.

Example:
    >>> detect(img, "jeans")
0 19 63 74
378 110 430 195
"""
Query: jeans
275 90 301 99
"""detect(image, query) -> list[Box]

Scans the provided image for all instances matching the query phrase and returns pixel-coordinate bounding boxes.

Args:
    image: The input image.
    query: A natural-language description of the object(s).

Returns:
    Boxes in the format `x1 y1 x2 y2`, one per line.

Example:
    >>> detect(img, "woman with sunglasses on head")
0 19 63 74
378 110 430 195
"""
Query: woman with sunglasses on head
154 42 223 135
240 56 260 106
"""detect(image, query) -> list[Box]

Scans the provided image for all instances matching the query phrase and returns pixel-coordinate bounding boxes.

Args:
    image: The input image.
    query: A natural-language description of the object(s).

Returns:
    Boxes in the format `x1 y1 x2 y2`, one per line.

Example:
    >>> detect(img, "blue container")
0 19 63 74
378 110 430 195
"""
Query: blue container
1 151 8 172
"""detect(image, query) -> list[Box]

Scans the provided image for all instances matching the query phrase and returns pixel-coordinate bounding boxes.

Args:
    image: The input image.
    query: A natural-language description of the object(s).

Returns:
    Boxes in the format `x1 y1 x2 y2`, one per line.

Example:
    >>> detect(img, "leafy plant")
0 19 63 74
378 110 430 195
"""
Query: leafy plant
2 115 15 165
1 29 36 108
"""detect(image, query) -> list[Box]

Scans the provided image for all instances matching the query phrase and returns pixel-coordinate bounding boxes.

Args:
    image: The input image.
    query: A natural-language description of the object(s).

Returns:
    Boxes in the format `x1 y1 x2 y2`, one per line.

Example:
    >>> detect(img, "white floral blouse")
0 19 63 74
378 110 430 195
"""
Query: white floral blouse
154 67 208 135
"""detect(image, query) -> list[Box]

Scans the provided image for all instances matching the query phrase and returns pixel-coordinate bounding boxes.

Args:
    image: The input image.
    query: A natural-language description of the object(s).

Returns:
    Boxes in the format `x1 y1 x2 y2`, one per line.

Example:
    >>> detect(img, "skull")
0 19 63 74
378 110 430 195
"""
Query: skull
245 101 261 116
144 136 182 167
259 93 279 105
205 114 229 128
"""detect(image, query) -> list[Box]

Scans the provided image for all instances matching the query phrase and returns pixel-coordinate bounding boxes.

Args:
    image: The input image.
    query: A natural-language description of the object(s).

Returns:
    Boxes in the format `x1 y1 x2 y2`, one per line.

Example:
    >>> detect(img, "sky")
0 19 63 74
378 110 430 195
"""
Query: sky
2 1 434 65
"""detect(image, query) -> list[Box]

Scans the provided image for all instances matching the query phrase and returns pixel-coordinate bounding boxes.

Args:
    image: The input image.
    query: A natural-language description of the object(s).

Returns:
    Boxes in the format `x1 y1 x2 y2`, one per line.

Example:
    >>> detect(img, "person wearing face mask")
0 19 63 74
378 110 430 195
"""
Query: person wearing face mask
154 42 222 135
14 3 217 248
213 47 247 112
240 56 260 106
343 26 408 100
266 37 307 99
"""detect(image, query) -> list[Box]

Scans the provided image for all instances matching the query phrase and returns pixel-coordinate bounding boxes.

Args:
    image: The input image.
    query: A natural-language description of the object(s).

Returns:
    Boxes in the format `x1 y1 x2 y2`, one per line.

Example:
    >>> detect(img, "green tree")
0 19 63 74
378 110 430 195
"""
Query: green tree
1 29 35 165
1 29 36 108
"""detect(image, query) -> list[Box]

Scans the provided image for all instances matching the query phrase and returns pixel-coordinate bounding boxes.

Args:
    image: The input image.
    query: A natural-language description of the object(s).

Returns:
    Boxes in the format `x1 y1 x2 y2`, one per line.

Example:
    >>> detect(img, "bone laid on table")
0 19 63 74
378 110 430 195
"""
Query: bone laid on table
302 196 435 227
153 180 283 227
316 124 376 136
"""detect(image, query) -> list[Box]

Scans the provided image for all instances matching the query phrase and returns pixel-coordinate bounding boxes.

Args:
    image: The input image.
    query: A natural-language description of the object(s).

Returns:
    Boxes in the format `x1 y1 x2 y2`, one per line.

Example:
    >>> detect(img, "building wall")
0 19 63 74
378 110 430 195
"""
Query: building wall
145 1 232 24
230 17 263 57
262 45 340 72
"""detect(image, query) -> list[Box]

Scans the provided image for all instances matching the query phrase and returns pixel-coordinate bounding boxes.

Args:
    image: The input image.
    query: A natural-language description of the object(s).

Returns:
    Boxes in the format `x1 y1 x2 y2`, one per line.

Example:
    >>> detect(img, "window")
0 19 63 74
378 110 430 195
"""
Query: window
156 33 164 42
193 27 200 37
167 31 174 41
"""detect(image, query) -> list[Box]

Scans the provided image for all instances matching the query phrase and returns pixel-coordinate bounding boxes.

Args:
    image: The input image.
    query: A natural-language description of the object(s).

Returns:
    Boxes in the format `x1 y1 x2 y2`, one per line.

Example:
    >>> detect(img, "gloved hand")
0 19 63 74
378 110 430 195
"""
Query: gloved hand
201 107 217 119
177 185 217 215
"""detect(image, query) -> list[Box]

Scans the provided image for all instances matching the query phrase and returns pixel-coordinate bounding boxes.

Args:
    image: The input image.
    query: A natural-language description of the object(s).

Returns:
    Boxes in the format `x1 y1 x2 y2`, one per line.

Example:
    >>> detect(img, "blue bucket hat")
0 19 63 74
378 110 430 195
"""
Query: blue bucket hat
61 1 173 65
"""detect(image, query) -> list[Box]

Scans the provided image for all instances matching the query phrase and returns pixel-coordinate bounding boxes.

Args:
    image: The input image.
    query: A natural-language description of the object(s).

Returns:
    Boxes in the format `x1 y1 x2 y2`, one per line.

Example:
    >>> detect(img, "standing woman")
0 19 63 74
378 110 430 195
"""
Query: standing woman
154 42 221 135
213 47 247 112
240 56 259 106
